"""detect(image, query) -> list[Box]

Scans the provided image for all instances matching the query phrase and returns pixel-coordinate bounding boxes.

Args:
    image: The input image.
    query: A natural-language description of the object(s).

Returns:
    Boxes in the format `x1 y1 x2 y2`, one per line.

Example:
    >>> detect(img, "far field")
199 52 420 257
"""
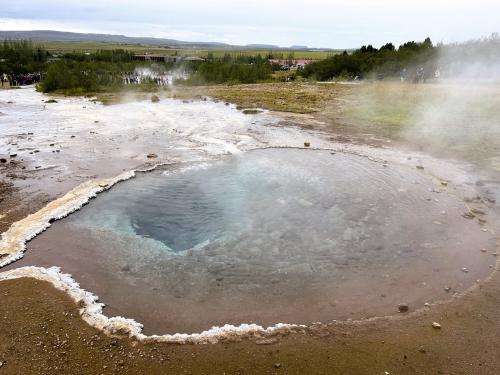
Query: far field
42 41 339 59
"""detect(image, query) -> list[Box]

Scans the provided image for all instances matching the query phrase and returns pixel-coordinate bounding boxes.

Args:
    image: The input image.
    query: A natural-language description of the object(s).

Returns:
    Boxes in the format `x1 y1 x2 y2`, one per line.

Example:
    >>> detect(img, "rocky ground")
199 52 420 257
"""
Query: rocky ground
0 83 499 374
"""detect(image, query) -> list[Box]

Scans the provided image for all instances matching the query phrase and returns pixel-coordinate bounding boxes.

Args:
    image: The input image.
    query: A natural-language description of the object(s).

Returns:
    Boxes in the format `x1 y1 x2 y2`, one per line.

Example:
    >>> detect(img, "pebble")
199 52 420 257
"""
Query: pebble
461 267 469 273
416 165 424 170
444 287 451 292
274 363 281 369
432 322 441 329
424 302 430 307
481 248 487 252
398 303 409 313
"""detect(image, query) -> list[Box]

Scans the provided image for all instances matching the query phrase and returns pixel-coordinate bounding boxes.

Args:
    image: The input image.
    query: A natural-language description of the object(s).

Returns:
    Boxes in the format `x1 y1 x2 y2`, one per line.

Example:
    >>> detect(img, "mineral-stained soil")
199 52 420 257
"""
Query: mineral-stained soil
1 83 500 374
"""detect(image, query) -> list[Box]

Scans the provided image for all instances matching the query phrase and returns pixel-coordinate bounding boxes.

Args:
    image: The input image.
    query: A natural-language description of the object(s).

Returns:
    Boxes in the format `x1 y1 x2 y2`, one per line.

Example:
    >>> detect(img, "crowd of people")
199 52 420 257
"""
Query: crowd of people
1 72 42 87
122 72 172 86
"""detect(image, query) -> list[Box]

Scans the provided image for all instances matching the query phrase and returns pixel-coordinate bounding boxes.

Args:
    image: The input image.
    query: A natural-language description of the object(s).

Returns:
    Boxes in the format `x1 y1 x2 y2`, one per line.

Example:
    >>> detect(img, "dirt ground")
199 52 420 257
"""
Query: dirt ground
1 82 500 374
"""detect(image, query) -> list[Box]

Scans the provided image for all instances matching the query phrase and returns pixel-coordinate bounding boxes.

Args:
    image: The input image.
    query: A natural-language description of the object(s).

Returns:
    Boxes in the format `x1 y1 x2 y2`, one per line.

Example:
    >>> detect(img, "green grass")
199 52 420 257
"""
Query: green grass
42 41 335 59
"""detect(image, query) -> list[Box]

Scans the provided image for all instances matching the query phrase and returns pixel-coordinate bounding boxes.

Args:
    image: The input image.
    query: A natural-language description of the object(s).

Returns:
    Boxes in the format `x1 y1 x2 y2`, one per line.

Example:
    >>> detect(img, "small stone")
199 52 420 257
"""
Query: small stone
461 267 469 273
416 165 424 170
432 322 441 329
151 95 160 103
0 158 7 163
147 153 158 159
418 347 426 353
9 154 17 157
304 142 310 147
480 248 487 252
424 302 430 307
398 303 409 313
98 183 109 188
471 208 485 215
441 181 448 186
444 287 451 292
274 363 281 369
462 212 475 219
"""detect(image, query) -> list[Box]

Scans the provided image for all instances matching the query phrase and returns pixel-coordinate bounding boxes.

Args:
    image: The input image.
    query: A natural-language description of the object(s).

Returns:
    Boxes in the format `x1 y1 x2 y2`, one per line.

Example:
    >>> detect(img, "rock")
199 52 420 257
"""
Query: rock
49 143 55 146
147 153 158 159
242 109 262 115
398 303 409 313
121 265 130 272
480 248 487 252
424 302 430 307
418 347 426 353
304 142 310 147
444 287 451 292
151 95 160 103
441 181 448 186
471 208 485 215
9 154 17 157
416 165 424 170
0 158 7 163
461 267 469 273
274 363 281 369
94 120 99 123
98 183 109 188
45 99 58 103
432 322 441 329
462 212 475 219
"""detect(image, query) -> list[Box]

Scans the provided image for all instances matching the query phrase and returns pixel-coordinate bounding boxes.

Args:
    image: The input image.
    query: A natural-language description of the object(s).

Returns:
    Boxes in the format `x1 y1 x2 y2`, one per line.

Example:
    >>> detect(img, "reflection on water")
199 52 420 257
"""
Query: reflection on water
19 149 494 334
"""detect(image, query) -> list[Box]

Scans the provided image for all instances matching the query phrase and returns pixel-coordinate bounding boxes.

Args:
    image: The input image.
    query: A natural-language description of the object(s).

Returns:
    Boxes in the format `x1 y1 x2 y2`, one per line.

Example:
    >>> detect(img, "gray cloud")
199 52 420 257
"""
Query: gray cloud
0 0 498 47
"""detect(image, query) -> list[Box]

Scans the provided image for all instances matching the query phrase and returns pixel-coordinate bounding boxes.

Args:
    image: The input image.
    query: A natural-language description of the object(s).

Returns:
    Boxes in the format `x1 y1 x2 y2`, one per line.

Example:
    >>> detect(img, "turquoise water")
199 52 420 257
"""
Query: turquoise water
19 148 493 333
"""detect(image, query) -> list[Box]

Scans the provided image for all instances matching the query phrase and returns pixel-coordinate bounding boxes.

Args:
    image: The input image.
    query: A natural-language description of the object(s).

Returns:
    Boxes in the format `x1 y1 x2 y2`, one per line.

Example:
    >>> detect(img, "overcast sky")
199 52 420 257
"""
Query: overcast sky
0 0 498 48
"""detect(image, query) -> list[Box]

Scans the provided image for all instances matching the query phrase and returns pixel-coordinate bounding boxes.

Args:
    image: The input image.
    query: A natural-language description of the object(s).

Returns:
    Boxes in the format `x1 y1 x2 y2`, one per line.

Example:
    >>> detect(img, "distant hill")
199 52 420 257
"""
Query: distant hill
0 30 230 49
0 30 337 51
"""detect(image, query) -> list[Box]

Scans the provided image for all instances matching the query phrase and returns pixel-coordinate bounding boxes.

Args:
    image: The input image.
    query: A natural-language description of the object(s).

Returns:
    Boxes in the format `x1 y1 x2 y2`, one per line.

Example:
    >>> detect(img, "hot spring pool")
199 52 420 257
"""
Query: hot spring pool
15 149 494 333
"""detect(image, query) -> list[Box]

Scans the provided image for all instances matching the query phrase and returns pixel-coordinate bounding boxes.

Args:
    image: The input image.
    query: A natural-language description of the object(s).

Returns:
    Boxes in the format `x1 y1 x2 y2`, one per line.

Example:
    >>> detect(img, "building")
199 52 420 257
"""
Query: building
269 59 317 71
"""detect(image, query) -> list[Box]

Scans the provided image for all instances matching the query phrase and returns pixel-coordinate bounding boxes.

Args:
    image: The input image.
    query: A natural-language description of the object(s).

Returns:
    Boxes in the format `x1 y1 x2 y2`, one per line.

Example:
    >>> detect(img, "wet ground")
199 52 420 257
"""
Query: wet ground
1 83 500 374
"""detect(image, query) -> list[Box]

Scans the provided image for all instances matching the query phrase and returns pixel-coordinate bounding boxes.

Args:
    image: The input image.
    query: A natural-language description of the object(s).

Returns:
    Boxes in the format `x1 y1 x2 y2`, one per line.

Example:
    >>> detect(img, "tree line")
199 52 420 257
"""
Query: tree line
0 40 48 74
2 36 499 92
300 38 436 81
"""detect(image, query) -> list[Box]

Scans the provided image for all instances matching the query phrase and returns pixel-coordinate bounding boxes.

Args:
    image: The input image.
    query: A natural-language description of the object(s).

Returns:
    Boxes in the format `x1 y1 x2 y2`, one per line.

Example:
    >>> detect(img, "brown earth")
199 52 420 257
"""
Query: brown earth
1 272 500 375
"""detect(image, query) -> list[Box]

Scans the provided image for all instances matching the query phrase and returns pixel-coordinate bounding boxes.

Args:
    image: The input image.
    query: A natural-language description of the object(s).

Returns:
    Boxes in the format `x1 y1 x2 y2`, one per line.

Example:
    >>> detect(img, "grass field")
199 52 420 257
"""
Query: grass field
42 41 336 59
